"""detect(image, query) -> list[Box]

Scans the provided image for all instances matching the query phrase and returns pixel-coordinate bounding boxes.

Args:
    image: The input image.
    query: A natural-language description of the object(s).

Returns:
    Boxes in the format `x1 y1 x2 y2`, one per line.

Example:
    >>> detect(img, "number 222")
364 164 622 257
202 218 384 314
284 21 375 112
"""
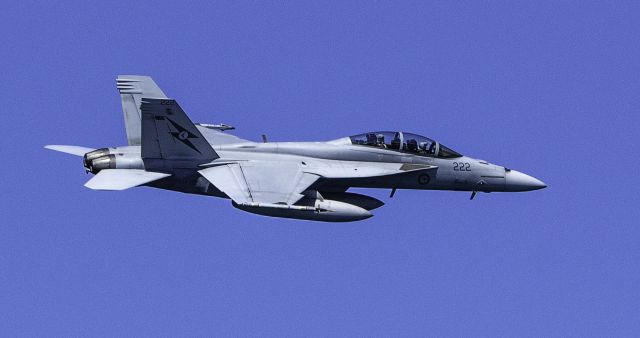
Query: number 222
453 162 471 171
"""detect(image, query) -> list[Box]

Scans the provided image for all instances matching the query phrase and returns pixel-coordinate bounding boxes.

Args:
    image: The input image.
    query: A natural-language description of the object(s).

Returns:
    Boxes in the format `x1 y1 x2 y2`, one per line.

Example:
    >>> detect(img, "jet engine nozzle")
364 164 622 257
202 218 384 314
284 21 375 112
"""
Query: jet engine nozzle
86 154 145 174
89 154 117 173
83 148 110 170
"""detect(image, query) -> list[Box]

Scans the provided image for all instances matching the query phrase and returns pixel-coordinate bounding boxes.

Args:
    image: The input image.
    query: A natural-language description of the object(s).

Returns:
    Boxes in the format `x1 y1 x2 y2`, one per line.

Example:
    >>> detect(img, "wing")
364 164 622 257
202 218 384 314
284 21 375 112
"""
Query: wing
45 145 95 157
198 160 437 205
199 161 320 205
84 169 171 191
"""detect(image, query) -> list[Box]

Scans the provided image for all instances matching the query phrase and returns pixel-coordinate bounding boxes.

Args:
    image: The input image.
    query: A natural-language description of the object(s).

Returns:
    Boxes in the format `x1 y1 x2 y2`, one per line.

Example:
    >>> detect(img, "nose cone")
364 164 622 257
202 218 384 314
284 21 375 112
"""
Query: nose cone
505 170 547 192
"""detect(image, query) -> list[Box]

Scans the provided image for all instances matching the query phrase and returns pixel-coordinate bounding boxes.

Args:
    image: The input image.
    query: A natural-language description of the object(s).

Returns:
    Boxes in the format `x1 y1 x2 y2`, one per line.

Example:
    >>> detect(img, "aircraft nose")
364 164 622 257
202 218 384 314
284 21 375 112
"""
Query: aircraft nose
505 170 547 192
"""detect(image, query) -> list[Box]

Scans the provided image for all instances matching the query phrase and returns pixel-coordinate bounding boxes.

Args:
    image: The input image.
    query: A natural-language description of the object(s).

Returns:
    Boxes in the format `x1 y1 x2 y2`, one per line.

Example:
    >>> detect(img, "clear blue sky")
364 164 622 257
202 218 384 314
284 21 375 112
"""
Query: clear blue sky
2 1 639 336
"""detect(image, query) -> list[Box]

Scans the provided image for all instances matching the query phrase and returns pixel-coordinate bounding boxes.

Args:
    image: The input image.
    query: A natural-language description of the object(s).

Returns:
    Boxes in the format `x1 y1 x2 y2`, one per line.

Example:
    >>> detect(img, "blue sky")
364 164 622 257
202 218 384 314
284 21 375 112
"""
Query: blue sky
1 1 639 336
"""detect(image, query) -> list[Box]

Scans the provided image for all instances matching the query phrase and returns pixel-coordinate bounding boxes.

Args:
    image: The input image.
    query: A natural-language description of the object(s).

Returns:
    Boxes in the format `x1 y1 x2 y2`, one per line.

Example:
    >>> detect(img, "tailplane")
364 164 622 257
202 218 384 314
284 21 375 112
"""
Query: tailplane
45 145 95 157
84 169 171 191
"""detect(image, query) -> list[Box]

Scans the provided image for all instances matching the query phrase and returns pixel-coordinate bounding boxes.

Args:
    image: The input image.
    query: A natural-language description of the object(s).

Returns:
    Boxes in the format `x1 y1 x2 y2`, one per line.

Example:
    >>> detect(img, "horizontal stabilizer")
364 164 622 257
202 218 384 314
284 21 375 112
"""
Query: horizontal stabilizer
45 145 95 157
84 169 170 191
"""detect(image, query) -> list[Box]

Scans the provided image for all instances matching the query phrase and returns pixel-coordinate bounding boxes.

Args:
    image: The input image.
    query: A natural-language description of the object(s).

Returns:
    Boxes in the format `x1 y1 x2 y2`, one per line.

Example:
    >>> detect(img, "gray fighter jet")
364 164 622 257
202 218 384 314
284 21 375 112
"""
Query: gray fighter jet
46 75 546 222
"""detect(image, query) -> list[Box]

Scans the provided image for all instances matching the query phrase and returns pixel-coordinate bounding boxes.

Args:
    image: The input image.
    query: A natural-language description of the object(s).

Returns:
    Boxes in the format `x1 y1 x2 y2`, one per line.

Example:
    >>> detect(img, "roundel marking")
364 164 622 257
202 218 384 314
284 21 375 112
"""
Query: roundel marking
418 174 431 185
178 131 189 140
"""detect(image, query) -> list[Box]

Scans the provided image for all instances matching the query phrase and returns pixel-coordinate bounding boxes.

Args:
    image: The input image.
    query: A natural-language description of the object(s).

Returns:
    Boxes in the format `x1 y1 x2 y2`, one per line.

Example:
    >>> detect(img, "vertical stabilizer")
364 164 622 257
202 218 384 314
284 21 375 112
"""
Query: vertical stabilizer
140 98 219 164
117 75 168 145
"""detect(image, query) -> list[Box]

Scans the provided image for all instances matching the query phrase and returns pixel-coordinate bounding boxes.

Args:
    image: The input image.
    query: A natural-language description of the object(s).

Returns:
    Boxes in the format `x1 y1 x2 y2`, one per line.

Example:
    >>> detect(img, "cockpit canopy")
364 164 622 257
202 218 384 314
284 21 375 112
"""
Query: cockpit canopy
349 131 462 158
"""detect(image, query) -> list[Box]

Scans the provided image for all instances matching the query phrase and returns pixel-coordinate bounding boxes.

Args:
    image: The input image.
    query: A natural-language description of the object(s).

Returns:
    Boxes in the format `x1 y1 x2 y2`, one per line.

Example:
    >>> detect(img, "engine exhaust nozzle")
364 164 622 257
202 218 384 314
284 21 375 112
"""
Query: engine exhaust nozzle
83 148 110 170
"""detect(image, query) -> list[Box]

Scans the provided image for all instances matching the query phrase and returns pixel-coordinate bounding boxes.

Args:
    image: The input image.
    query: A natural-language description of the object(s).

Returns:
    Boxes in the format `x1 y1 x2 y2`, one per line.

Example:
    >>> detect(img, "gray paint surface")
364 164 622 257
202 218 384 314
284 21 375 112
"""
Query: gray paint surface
46 76 546 222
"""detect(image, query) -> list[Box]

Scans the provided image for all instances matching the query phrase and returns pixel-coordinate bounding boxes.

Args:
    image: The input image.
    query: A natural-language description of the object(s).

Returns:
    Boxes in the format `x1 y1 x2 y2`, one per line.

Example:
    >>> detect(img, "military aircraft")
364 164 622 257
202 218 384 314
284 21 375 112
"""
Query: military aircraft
46 75 546 222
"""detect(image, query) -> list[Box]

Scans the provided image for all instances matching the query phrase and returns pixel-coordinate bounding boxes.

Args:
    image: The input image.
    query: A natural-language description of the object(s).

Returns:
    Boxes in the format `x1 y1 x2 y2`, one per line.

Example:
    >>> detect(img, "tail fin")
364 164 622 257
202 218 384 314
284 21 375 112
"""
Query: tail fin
140 98 219 164
117 75 168 146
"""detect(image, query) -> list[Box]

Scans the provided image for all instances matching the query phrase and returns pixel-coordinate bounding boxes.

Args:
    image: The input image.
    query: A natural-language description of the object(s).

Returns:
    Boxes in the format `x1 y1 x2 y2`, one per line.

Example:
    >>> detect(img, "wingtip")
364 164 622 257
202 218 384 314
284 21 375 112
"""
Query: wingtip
44 145 95 156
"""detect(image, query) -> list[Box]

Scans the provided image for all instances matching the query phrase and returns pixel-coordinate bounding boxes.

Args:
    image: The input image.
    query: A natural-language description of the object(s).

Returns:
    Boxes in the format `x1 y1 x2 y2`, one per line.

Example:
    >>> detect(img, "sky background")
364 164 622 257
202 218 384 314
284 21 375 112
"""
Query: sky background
1 1 639 336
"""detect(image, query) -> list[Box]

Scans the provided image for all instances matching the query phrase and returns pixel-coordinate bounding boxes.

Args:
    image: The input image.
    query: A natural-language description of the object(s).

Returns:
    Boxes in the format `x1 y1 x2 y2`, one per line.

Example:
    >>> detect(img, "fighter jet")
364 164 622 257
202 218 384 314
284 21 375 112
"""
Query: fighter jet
46 75 546 222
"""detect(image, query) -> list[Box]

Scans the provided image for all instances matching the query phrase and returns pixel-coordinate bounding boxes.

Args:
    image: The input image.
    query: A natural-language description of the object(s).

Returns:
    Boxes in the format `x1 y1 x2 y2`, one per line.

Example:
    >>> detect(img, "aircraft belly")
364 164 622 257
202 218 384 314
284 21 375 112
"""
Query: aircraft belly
145 169 227 197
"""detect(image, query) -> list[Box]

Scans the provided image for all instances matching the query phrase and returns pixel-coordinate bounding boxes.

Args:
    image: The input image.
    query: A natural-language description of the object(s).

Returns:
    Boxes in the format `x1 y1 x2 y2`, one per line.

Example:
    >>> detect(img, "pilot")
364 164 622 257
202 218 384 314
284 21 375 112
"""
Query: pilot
419 141 435 155
406 139 418 152
376 134 386 148
366 133 377 146
428 142 436 155
390 134 401 150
